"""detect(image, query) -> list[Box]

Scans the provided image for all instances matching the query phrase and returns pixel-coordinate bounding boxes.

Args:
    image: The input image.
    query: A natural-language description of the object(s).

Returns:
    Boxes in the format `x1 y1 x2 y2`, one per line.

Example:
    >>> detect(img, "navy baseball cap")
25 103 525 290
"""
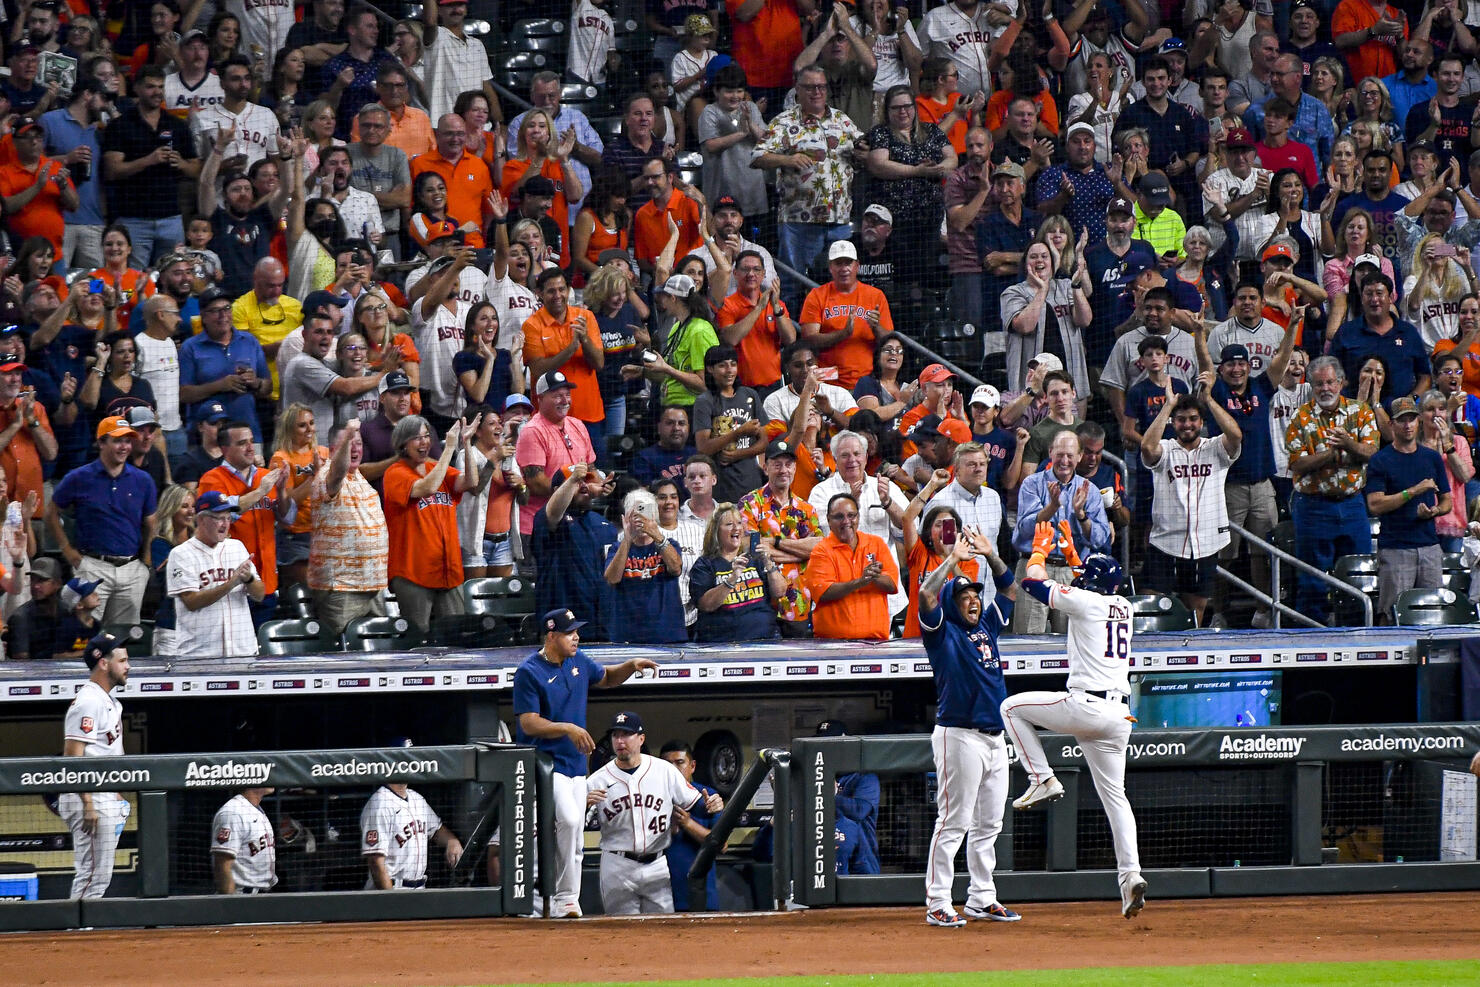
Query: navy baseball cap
379 370 413 394
542 608 587 634
198 285 232 308
303 290 349 313
609 711 644 734
522 176 557 198
1219 343 1251 364
197 399 230 424
764 437 797 460
195 490 239 514
82 631 120 669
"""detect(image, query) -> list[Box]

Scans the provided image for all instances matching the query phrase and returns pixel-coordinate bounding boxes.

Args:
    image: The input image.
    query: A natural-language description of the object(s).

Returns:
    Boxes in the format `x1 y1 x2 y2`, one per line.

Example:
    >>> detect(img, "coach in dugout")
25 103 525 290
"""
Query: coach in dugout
167 491 264 659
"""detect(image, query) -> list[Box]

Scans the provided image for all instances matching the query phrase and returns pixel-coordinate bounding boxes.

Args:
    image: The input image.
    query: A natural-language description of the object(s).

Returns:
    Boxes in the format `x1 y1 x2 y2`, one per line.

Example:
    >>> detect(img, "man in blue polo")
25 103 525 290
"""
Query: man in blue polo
918 525 1019 929
179 285 272 441
512 608 657 918
1366 396 1451 621
1329 274 1432 404
45 415 158 625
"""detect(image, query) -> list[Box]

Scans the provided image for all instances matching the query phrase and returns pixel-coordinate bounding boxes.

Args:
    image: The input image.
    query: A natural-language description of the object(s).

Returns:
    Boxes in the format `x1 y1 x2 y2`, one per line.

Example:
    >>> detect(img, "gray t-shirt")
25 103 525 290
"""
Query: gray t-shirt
691 387 765 504
696 102 769 218
281 352 339 445
348 143 411 232
1099 326 1199 394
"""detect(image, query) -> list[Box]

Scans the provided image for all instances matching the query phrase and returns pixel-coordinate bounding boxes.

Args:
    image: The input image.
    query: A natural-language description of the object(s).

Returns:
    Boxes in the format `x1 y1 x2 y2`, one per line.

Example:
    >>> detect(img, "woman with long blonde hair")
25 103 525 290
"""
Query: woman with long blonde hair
1404 233 1478 349
268 403 330 589
150 484 196 657
501 109 583 269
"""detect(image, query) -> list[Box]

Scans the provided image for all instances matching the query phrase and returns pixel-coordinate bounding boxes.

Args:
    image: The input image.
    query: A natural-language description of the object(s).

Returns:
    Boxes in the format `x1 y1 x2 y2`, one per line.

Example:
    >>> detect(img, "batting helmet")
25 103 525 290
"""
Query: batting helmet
1072 553 1123 595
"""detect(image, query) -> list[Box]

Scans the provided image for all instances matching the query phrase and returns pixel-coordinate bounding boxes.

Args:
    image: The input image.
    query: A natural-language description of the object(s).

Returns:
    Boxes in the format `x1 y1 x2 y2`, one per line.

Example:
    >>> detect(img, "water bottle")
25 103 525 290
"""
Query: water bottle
5 502 20 531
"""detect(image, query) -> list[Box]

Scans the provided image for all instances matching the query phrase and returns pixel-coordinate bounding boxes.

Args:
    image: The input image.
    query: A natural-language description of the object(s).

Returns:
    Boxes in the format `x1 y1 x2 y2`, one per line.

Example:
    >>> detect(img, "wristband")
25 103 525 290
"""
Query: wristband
1402 489 1412 502
1027 551 1047 569
993 568 1015 591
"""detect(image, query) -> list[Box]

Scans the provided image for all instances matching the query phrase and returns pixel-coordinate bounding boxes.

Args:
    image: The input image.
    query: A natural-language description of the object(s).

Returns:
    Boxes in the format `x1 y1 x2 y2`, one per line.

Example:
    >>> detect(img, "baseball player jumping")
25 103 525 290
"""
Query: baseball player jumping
361 760 464 890
1001 522 1147 919
918 525 1021 928
585 712 724 915
212 787 278 894
58 633 130 899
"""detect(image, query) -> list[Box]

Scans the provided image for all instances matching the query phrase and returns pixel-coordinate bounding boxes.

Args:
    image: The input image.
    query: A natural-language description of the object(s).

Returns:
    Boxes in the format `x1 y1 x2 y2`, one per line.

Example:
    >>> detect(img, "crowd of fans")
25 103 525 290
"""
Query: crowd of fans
5 0 1480 659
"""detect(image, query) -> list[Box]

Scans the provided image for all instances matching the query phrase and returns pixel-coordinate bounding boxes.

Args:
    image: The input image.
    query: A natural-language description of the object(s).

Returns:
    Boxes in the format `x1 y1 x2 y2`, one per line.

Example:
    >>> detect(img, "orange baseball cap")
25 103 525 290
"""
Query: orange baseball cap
97 415 138 439
410 213 459 250
1261 242 1295 263
919 363 955 384
937 418 972 444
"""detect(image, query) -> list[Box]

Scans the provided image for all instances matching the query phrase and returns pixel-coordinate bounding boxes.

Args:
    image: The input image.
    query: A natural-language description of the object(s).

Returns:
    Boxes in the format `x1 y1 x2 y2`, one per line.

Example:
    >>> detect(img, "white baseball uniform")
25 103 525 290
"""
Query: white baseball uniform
1001 582 1142 885
586 754 705 914
224 0 295 62
57 681 130 899
167 536 260 659
919 2 1001 98
189 100 281 170
211 794 277 892
360 786 444 889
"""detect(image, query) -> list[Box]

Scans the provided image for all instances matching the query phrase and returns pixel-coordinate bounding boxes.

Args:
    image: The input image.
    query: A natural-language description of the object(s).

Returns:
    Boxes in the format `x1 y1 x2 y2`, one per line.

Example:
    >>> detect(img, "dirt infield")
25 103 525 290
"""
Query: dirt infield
6 892 1480 986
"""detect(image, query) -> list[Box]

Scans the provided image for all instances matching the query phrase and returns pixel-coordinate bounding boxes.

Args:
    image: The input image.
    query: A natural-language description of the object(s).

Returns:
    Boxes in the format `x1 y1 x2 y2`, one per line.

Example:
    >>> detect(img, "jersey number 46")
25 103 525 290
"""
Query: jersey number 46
648 815 669 835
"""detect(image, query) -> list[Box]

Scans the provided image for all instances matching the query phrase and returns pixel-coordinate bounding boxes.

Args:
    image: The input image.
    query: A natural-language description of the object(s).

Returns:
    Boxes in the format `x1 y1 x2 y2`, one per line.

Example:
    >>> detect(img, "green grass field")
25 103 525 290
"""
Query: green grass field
499 960 1480 987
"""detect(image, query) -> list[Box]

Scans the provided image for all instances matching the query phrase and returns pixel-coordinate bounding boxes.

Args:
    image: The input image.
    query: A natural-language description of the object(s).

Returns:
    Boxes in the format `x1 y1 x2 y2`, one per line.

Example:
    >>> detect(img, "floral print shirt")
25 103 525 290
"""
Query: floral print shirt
753 106 862 225
737 484 822 622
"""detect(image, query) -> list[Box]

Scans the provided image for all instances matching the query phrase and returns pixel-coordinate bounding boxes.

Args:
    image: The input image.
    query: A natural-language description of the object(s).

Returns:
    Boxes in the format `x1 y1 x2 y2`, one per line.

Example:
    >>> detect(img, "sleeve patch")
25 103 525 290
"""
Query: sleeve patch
80 716 94 734
365 829 379 847
216 827 232 845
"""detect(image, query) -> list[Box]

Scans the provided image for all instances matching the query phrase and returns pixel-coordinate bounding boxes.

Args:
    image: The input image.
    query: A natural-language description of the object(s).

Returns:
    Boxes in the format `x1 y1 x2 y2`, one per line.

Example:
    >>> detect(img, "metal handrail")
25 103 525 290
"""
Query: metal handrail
688 748 789 910
1100 450 1132 575
1219 521 1374 627
772 259 985 388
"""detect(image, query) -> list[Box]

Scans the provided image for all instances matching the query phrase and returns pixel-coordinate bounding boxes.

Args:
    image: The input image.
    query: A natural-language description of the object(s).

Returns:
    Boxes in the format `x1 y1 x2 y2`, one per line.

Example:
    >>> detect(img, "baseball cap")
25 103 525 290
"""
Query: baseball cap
303 289 349 313
0 360 26 373
1224 127 1256 149
124 405 158 429
552 463 606 488
82 631 120 669
919 363 955 384
1028 352 1064 373
1158 37 1187 55
0 324 21 339
1390 396 1421 419
194 490 240 514
765 437 798 460
1219 343 1251 364
198 285 232 309
542 608 587 634
1138 172 1172 206
1409 139 1438 156
60 577 102 612
609 711 645 734
379 369 414 394
1262 242 1295 263
863 203 893 224
521 175 557 198
828 240 858 262
969 384 1001 409
993 161 1025 182
181 28 208 45
1352 252 1384 269
504 393 533 411
197 399 231 423
535 370 577 396
713 194 742 214
597 247 633 268
952 576 988 597
30 557 62 581
685 12 717 35
96 415 137 439
660 273 697 297
13 121 41 138
410 214 459 250
815 720 847 737
1106 196 1135 217
911 414 969 445
1066 122 1096 141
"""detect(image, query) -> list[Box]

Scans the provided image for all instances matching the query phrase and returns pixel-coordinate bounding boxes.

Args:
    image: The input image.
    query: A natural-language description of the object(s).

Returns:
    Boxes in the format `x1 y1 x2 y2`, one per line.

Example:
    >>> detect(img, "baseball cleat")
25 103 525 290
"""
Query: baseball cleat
1012 775 1064 810
925 907 967 928
1120 874 1148 919
964 902 1021 922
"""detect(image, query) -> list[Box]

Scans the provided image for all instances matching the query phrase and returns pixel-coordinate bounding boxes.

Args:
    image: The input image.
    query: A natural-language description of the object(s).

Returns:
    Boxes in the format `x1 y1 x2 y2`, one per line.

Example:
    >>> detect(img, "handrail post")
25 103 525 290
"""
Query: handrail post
1101 450 1132 575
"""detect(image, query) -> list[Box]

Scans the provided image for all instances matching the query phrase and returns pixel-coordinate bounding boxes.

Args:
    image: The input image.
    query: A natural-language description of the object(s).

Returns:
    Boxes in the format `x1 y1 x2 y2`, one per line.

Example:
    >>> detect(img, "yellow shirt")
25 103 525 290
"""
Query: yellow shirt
232 291 304 399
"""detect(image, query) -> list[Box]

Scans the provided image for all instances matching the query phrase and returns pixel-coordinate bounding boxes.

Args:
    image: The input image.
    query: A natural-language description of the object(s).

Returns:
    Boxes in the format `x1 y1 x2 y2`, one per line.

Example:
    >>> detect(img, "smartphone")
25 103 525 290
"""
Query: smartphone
748 532 761 556
940 517 957 547
88 278 104 294
1433 243 1458 258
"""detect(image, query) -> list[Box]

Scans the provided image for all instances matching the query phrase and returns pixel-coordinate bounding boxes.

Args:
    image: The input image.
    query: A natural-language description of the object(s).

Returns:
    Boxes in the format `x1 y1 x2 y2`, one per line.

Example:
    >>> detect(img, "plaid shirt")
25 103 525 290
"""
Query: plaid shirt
1284 396 1378 497
752 106 861 225
737 485 822 622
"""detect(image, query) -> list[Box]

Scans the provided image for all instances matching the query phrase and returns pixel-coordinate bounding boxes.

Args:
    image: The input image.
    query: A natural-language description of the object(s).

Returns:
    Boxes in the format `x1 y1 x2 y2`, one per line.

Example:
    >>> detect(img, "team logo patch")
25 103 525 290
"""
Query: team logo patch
216 827 231 844
80 716 94 733
365 829 379 847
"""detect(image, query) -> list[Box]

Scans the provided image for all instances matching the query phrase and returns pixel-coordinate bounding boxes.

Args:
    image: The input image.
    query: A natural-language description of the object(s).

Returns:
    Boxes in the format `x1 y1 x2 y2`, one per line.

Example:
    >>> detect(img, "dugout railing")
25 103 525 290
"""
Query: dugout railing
0 743 551 931
776 724 1480 910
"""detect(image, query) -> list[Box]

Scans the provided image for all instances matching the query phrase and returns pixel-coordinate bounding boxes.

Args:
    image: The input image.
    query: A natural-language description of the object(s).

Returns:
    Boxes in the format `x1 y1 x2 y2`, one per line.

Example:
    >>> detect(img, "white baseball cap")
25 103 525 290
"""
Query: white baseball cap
660 273 697 297
1352 253 1384 269
1066 122 1096 140
828 240 858 262
969 384 1001 409
863 203 893 224
1028 352 1064 373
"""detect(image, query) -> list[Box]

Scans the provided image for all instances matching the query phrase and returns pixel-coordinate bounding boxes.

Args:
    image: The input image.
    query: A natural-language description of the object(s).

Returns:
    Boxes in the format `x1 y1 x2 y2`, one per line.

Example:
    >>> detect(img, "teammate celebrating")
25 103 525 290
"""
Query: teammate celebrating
360 750 464 890
211 787 278 894
585 711 724 914
57 633 130 900
919 525 1020 929
1001 522 1147 919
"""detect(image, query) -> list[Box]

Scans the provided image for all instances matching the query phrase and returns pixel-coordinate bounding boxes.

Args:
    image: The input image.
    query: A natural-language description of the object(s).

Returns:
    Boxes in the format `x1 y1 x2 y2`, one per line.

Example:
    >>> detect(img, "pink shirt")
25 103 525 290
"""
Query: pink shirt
513 411 596 535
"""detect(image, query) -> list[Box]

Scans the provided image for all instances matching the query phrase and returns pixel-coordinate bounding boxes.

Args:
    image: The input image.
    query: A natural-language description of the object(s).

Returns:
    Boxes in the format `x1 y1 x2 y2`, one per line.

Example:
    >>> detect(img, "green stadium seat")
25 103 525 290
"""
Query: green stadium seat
257 619 325 657
424 612 502 648
1441 553 1471 597
1331 554 1379 626
343 615 423 652
1125 593 1196 634
276 582 314 620
1390 588 1477 626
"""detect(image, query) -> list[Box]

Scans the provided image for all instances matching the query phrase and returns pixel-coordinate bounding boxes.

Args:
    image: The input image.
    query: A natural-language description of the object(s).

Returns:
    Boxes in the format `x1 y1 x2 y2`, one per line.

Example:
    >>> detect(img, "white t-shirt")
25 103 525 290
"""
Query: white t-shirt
1045 582 1134 695
134 332 181 431
851 15 922 92
211 794 277 890
1149 436 1239 558
164 71 224 118
483 270 541 353
225 0 295 60
585 753 702 856
567 0 615 85
360 785 443 887
762 382 857 425
167 536 260 659
412 295 473 420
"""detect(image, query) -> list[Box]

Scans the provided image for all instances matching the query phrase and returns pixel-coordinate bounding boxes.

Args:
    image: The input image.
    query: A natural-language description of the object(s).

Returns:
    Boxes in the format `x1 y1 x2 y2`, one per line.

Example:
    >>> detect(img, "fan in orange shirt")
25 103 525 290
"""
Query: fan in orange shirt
501 109 584 270
805 491 900 640
799 241 894 388
915 57 985 155
632 159 702 273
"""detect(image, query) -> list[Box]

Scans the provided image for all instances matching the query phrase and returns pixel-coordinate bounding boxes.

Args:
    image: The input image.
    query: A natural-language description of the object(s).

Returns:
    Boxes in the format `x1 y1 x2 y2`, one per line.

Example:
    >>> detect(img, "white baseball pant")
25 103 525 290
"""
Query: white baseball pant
1001 690 1142 883
550 771 586 916
58 793 130 899
925 726 1008 913
599 852 674 914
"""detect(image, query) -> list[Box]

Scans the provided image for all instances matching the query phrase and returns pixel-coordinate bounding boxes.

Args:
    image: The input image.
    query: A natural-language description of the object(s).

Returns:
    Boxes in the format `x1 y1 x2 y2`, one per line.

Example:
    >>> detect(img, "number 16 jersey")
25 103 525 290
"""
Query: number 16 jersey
1048 582 1134 695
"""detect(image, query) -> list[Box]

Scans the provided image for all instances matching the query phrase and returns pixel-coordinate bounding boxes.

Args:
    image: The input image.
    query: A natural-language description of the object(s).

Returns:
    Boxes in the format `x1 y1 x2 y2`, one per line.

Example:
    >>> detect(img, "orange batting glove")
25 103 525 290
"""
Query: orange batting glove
1057 520 1083 567
1031 521 1056 558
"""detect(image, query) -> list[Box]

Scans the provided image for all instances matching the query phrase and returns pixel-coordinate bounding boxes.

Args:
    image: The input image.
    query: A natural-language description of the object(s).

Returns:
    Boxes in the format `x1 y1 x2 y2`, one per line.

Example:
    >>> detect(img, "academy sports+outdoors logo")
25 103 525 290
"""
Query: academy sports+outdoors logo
1218 734 1306 760
17 766 151 787
1339 734 1466 754
309 758 441 779
184 760 274 787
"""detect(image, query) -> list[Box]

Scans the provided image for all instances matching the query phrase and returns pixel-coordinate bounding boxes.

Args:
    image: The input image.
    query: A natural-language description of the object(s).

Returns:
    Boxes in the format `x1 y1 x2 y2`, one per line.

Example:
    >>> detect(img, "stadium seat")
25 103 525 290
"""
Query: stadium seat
343 615 423 651
1125 593 1196 634
276 583 314 620
605 432 643 471
424 612 502 648
506 18 567 55
1331 554 1379 626
1441 553 1471 597
1391 588 1477 626
463 575 531 613
590 116 625 142
258 619 325 657
104 622 151 657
